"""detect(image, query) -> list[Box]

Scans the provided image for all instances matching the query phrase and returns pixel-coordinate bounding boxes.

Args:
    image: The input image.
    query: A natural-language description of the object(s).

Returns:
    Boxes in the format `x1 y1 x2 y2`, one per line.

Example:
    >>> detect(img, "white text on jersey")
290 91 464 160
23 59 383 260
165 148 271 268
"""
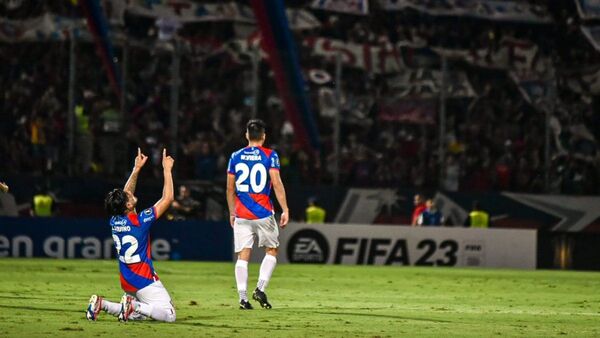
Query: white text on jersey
112 225 132 232
241 154 262 161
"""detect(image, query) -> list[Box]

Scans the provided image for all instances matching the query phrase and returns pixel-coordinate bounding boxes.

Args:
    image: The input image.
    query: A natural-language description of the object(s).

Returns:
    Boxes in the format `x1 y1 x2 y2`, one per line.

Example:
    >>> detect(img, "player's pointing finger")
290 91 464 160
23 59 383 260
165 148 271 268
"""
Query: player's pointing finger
163 148 166 157
138 147 141 157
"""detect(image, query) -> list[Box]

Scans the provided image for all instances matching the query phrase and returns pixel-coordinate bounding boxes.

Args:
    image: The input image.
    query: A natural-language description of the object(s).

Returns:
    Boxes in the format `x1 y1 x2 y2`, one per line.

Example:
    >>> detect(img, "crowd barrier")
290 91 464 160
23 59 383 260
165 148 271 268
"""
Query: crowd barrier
0 217 570 270
0 217 232 261
250 223 537 269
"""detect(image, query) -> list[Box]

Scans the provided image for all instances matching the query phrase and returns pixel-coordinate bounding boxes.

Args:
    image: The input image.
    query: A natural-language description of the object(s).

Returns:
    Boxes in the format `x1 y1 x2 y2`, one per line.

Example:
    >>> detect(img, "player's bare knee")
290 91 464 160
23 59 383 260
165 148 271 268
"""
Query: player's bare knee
237 248 252 261
265 247 278 256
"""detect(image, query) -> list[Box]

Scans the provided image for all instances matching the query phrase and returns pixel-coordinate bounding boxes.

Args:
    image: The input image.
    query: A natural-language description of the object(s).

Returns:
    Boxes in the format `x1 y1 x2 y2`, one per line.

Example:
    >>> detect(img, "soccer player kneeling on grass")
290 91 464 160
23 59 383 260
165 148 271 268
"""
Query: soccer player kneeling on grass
226 119 289 310
86 148 176 323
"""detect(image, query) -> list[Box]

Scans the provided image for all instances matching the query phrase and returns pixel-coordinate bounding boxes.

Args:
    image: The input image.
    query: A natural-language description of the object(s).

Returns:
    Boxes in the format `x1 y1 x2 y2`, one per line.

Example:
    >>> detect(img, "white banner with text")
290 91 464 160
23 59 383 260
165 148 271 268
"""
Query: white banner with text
251 223 536 269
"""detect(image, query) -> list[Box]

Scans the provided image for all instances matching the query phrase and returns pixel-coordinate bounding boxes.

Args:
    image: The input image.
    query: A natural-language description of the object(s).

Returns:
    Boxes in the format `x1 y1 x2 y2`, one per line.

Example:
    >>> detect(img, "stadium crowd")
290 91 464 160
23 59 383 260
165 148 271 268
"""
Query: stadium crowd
1 0 599 196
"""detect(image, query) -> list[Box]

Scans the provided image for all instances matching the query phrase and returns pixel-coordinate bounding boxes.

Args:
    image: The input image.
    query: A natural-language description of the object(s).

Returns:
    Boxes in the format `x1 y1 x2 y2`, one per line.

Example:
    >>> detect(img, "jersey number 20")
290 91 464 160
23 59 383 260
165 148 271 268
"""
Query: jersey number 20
112 235 141 264
235 162 267 193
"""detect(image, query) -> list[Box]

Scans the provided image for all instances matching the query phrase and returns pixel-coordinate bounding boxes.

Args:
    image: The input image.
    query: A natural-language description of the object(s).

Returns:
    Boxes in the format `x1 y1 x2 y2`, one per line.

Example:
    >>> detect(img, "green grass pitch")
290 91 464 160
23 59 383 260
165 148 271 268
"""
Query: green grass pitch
0 259 599 337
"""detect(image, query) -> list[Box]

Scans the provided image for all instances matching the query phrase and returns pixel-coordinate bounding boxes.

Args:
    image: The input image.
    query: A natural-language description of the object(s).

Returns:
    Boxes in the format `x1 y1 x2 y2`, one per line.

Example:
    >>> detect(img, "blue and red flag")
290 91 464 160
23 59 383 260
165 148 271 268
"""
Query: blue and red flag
250 0 321 152
79 0 122 101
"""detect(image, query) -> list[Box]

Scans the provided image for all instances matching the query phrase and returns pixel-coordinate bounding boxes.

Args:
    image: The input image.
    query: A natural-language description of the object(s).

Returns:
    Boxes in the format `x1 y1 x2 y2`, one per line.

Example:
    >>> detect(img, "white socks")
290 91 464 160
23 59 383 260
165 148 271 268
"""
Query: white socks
235 259 249 301
102 300 121 316
236 255 277 301
103 298 175 322
257 255 277 292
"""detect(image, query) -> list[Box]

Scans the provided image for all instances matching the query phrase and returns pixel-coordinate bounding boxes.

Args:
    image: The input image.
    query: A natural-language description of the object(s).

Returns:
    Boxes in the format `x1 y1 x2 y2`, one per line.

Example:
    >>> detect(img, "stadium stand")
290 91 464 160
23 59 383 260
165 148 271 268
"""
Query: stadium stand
0 0 598 200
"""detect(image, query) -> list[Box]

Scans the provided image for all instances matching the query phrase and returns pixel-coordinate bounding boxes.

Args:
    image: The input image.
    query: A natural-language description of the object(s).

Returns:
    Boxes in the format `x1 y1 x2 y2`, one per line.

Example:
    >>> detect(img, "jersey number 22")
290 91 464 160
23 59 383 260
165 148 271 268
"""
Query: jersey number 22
112 235 141 264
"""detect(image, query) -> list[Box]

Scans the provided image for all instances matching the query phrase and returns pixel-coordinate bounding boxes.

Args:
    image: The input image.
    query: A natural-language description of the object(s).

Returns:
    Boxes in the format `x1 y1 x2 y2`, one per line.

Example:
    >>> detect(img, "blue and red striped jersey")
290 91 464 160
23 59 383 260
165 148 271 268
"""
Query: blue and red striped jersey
109 207 158 293
227 146 280 220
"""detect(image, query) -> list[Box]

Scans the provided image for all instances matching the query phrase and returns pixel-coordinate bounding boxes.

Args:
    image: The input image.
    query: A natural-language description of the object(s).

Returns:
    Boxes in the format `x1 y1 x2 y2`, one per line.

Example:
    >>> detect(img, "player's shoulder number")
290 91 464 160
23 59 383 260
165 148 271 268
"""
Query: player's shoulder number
235 162 267 193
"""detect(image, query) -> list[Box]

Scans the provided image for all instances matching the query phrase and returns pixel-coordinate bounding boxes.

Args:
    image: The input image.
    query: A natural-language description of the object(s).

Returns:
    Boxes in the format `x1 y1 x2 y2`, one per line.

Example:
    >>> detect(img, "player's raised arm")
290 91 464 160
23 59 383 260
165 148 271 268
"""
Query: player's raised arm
124 147 148 194
153 149 175 219
269 168 289 228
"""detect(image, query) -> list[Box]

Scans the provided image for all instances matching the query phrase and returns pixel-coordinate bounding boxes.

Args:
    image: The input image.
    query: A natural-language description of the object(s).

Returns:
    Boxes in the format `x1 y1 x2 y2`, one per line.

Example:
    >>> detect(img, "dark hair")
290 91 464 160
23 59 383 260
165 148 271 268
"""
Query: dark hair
246 119 266 141
472 200 481 211
105 189 128 216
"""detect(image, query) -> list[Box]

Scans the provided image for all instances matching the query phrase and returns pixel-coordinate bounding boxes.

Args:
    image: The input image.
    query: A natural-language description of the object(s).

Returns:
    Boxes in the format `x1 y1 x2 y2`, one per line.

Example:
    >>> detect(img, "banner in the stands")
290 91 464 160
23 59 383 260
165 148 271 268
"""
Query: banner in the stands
386 69 477 98
378 99 436 124
304 37 408 74
0 14 84 42
310 0 369 15
230 36 423 73
564 66 600 95
125 0 320 30
285 9 322 31
126 1 255 23
434 38 550 74
251 0 321 151
575 0 600 20
378 0 551 23
581 26 600 51
80 0 122 101
509 72 553 108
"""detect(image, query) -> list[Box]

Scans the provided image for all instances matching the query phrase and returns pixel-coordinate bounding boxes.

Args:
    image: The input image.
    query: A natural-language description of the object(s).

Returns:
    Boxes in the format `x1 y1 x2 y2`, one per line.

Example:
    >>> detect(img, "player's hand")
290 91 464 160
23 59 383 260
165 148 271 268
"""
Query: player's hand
162 148 175 171
134 147 148 170
0 182 8 193
229 215 235 228
280 211 289 228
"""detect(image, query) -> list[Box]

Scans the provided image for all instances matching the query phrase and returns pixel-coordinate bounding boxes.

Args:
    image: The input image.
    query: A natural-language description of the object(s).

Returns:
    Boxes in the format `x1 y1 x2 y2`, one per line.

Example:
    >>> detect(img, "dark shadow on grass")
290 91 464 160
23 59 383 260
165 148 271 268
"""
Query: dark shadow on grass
105 320 276 331
172 316 219 322
135 316 220 323
282 306 394 311
0 304 81 314
171 320 292 331
315 311 453 323
0 295 45 300
173 322 240 329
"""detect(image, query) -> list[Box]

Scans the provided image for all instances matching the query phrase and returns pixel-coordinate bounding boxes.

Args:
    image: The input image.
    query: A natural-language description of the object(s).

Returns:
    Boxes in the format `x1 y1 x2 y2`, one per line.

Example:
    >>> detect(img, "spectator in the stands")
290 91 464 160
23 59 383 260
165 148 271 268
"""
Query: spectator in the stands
466 200 490 228
442 155 460 192
411 194 427 226
31 186 56 217
189 141 218 181
305 196 326 224
98 99 123 175
417 199 444 226
169 185 201 221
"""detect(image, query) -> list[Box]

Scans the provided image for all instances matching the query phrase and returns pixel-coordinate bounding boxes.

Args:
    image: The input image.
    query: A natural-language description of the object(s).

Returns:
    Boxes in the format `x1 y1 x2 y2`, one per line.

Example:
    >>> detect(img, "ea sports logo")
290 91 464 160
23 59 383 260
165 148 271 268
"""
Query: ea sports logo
287 229 329 263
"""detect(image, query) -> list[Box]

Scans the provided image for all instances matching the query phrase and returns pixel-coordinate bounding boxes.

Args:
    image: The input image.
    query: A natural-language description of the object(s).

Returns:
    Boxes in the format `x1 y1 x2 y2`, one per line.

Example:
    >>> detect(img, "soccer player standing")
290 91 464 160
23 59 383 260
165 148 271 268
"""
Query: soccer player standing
86 148 176 322
226 119 289 309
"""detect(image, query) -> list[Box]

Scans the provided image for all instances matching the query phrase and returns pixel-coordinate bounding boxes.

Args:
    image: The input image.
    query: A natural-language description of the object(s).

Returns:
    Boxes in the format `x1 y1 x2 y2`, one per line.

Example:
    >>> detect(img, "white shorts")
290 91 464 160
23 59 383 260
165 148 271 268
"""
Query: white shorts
128 280 175 320
234 215 279 253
